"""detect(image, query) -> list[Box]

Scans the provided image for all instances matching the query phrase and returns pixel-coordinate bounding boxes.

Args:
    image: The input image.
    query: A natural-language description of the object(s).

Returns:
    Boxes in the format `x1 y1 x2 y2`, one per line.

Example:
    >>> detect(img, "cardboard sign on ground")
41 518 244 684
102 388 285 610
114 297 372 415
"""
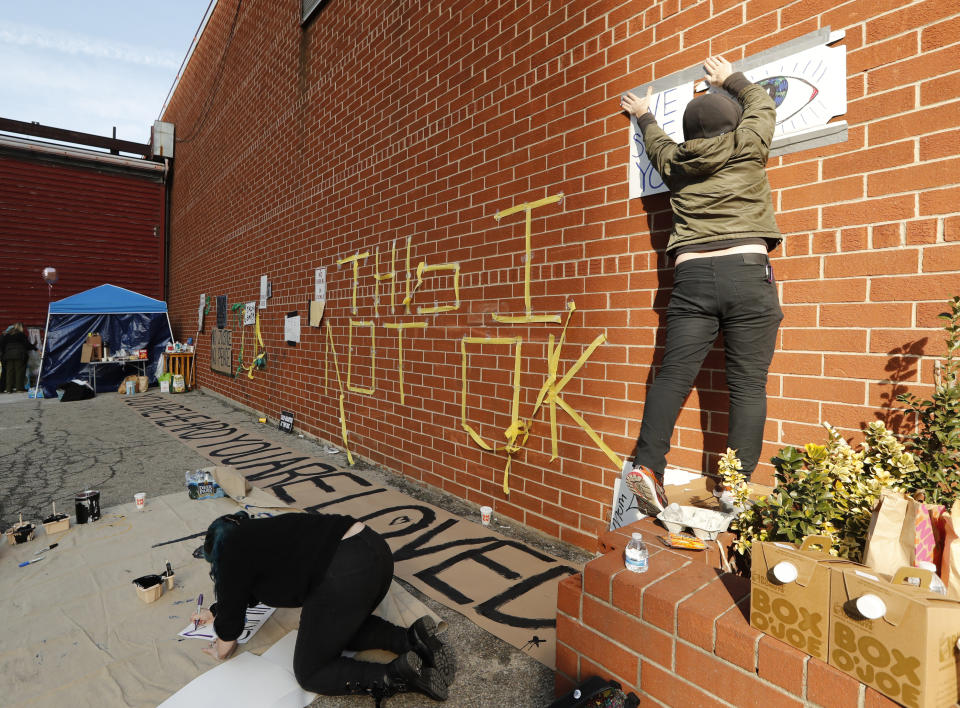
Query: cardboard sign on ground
829 566 960 708
125 394 582 669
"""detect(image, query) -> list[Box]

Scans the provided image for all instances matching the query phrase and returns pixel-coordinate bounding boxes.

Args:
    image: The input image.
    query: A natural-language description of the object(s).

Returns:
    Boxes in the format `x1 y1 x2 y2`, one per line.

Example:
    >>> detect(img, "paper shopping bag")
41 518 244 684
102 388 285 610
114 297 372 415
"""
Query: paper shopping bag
864 489 918 575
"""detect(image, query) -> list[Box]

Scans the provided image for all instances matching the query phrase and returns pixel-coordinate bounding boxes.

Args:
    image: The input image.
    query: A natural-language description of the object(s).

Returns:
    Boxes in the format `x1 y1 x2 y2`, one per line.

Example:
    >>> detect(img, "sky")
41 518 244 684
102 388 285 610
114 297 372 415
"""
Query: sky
0 0 213 146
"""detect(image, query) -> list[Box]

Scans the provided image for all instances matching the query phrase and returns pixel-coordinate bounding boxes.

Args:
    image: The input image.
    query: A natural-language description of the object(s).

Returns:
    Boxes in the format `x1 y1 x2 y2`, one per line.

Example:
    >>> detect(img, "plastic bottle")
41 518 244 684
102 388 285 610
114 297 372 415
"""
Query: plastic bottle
916 561 947 595
624 533 649 573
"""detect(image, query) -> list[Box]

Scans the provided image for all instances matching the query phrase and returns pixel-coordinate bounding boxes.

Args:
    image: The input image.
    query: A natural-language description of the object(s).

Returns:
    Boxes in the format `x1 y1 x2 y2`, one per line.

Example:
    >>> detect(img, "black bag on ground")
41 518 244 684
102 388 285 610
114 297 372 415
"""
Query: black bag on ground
58 380 96 402
547 676 639 708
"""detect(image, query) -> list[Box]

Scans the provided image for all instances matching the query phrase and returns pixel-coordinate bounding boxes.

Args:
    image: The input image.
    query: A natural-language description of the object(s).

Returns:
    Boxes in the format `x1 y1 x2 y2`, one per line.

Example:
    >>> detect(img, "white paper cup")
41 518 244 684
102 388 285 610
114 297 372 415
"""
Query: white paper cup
134 492 146 511
480 506 493 526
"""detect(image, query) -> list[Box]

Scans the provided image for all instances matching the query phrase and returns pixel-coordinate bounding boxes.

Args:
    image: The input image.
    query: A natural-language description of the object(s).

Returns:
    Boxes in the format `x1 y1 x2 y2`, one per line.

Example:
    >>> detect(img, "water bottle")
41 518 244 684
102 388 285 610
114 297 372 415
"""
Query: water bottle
916 561 947 595
624 533 649 573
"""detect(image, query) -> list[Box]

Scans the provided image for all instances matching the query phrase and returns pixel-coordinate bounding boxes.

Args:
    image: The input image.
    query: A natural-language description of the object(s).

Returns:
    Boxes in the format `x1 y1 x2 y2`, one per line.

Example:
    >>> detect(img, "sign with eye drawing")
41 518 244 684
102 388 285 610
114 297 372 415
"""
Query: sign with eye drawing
628 28 847 198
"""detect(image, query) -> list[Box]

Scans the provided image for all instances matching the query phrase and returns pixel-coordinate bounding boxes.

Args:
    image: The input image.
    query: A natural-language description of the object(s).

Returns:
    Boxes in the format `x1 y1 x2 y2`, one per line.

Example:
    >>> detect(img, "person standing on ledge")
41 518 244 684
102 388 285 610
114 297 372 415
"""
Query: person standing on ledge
619 56 783 514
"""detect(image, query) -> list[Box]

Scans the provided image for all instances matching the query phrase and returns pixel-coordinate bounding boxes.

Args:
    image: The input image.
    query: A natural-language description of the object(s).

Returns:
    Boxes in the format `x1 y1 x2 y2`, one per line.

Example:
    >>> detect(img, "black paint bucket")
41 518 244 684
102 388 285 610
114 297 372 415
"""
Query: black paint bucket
75 490 101 523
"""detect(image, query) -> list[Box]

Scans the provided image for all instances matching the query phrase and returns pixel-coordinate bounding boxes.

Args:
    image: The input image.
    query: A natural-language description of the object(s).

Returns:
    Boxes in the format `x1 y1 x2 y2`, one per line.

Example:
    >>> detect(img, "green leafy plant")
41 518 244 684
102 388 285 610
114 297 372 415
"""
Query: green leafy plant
897 296 960 504
718 448 750 510
730 421 916 561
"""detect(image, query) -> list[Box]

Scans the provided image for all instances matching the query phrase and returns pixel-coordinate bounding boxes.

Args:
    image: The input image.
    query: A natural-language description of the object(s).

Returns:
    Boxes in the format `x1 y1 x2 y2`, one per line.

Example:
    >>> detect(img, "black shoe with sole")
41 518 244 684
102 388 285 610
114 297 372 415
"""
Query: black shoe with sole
409 615 456 684
386 649 449 702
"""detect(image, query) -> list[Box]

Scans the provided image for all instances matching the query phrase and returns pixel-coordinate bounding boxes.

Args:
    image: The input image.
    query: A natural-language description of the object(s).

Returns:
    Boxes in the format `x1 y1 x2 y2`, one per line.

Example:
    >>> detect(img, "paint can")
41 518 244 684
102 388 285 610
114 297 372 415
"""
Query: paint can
75 490 101 524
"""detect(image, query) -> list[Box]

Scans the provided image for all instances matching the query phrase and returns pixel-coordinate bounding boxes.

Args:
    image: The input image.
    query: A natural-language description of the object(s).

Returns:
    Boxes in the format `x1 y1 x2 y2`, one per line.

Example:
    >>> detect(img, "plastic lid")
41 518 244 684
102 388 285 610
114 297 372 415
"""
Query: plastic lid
917 561 936 572
856 593 887 620
772 561 799 584
631 532 643 540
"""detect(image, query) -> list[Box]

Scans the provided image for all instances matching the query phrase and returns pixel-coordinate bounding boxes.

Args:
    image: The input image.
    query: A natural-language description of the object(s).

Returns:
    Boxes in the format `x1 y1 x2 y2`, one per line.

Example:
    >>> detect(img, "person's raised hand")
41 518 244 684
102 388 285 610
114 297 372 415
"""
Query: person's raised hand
620 86 653 118
704 56 733 88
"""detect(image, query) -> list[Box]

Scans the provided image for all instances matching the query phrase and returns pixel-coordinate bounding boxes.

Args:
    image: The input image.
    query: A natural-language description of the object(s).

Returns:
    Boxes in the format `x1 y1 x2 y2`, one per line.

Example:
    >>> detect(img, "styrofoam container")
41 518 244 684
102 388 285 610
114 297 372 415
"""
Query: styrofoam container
657 504 735 540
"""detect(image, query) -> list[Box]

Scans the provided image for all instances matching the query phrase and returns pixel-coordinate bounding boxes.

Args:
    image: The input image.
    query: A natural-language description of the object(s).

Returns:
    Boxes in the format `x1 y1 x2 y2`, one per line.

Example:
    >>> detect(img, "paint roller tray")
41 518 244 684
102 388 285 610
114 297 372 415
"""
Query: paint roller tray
656 504 735 541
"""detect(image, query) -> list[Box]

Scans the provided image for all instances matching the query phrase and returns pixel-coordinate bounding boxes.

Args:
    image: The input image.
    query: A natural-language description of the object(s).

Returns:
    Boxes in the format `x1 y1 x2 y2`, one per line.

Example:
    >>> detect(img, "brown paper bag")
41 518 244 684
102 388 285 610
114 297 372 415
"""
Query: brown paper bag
863 489 918 575
864 489 947 576
137 375 149 393
117 375 138 394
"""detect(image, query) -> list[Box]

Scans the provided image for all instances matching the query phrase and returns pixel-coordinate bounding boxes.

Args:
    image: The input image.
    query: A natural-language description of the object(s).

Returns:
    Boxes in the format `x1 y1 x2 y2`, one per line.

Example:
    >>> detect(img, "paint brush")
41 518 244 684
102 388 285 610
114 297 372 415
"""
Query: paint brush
194 593 204 631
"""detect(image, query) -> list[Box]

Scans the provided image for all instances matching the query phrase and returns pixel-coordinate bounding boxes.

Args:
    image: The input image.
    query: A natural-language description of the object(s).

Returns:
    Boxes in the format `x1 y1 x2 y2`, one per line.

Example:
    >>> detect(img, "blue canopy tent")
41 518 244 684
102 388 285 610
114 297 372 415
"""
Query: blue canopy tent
37 284 174 398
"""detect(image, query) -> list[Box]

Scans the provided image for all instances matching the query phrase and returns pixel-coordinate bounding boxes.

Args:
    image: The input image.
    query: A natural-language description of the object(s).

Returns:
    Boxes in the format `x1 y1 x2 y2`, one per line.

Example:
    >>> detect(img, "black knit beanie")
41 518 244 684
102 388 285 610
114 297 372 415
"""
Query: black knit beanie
682 93 743 141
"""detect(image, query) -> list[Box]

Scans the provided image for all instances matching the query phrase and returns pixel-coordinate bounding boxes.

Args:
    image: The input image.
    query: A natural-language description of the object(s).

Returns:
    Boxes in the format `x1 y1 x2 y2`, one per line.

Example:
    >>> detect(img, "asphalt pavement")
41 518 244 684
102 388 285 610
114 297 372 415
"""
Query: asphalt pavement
0 388 593 707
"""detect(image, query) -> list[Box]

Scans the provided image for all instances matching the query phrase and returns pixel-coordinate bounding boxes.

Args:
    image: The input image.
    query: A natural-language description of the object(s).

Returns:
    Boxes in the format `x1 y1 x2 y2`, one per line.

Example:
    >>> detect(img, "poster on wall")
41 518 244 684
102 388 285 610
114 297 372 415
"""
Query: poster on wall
198 293 206 332
259 275 268 309
216 295 228 329
284 312 300 345
243 302 256 326
314 267 327 302
210 329 233 375
628 28 847 198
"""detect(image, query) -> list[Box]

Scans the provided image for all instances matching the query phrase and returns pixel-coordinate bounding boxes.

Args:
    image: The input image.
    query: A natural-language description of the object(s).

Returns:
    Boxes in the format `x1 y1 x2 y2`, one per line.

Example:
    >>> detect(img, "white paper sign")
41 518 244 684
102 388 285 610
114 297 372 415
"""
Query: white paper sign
198 293 206 331
284 313 300 344
259 275 268 309
628 84 694 198
609 461 645 531
244 302 256 326
314 267 327 302
177 603 276 644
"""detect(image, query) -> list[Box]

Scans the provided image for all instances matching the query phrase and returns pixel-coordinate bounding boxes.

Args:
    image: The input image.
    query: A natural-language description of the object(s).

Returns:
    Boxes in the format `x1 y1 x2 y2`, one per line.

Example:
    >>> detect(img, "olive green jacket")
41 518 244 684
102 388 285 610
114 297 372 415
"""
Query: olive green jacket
637 73 781 254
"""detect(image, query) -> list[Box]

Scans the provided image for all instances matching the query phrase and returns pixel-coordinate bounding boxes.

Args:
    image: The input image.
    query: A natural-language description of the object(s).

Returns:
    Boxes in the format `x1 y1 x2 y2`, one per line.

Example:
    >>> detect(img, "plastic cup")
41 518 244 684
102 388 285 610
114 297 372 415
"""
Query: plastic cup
480 506 493 526
134 492 146 511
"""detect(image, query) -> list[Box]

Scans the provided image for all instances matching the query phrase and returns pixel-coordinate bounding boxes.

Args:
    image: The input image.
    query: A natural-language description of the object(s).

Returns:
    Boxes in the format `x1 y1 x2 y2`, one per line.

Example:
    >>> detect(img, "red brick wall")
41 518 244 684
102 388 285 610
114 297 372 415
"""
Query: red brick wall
163 0 960 550
557 519 905 707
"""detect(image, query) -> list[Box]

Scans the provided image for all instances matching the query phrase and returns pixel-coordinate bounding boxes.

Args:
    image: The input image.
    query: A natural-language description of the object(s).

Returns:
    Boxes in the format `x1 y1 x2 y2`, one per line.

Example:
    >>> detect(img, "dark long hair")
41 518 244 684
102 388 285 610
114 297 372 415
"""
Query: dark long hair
203 511 249 597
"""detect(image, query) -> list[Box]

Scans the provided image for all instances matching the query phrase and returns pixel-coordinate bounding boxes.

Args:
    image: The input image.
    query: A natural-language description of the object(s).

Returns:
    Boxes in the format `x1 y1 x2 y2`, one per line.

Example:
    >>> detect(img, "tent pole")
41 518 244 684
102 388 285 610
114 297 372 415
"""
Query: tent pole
35 312 52 396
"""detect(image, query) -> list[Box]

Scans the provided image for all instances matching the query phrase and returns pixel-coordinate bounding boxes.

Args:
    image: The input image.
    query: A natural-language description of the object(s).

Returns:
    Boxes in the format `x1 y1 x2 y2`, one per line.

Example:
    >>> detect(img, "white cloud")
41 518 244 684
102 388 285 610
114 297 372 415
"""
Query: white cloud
0 21 180 69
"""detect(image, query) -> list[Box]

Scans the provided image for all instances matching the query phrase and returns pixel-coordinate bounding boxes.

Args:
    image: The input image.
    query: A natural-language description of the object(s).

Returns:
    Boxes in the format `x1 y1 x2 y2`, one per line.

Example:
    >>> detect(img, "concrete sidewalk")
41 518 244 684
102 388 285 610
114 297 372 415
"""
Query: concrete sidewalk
0 389 593 707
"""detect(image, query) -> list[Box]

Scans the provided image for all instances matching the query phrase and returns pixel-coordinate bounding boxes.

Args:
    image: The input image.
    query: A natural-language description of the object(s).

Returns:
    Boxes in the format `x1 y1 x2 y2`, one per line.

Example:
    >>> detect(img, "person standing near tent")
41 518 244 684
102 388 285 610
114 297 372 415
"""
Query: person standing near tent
1 323 35 393
619 56 783 513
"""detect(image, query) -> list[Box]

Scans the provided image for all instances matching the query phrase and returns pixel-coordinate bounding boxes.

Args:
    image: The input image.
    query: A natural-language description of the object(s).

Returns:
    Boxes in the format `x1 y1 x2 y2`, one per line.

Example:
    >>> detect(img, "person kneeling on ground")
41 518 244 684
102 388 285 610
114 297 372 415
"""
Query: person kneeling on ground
193 511 455 705
619 56 783 515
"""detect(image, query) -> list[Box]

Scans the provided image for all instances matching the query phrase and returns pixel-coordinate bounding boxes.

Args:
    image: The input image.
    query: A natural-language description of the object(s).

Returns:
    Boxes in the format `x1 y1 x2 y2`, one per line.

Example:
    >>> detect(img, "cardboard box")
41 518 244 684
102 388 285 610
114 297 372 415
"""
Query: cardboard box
829 566 960 708
80 343 94 363
751 537 865 662
211 466 250 500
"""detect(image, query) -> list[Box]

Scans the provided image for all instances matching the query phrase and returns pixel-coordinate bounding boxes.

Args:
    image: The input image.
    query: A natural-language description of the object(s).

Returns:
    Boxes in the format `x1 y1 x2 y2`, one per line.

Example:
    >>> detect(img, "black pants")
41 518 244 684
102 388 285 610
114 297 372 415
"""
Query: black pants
293 526 411 694
3 358 25 393
631 253 782 481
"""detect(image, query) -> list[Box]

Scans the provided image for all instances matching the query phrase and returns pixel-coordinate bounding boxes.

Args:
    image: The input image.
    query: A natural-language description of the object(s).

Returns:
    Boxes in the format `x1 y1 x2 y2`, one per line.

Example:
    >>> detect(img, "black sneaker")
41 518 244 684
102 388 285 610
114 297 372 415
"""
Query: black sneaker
625 465 668 516
409 615 456 684
387 650 449 702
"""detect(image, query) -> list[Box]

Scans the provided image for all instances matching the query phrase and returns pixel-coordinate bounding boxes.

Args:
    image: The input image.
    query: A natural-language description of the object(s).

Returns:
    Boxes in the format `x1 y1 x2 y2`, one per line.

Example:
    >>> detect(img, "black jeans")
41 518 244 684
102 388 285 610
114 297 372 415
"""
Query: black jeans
293 525 411 694
3 358 25 392
631 253 782 481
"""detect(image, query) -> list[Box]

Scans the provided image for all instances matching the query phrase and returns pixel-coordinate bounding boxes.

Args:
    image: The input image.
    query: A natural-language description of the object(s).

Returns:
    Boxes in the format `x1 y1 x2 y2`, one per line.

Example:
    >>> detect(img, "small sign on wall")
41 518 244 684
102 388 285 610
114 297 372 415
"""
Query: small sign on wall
216 295 228 329
278 410 294 433
210 328 233 375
